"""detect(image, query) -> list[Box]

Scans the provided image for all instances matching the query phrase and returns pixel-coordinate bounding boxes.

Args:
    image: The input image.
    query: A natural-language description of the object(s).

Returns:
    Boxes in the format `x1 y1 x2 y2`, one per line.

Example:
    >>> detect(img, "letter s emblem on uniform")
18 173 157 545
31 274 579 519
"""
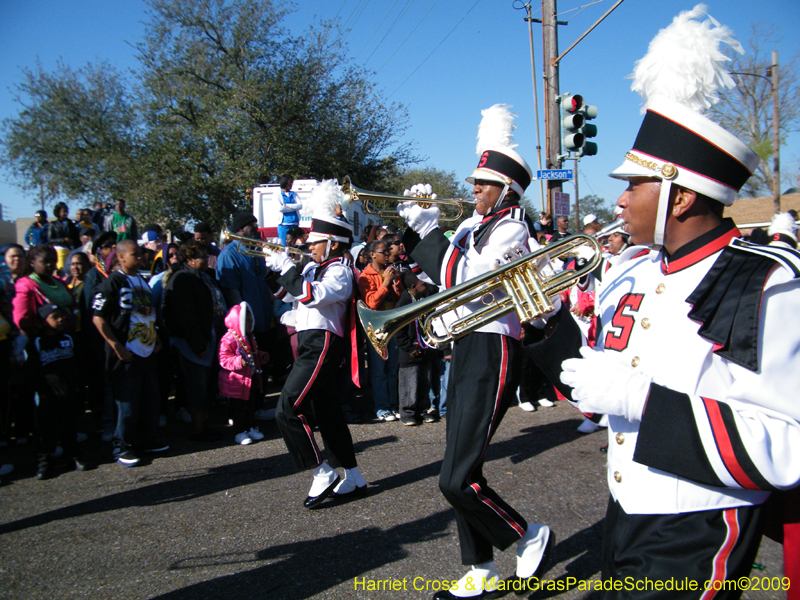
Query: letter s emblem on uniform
478 151 489 168
604 293 644 352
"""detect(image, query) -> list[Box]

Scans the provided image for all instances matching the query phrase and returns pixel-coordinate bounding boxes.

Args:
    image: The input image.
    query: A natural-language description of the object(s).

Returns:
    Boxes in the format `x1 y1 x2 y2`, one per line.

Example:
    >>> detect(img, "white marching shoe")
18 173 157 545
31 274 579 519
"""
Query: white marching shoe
433 562 503 599
333 466 368 497
304 462 339 509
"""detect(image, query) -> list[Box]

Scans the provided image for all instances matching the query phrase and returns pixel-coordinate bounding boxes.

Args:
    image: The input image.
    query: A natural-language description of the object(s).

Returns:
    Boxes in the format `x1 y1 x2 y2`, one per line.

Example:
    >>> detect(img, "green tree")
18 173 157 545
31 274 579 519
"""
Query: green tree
1 0 415 228
132 0 415 225
0 61 136 206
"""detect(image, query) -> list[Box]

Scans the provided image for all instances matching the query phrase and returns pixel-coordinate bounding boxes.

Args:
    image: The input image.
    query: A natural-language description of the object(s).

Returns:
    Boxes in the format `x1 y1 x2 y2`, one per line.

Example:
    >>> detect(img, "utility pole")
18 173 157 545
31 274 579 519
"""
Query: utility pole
542 0 561 216
771 50 780 213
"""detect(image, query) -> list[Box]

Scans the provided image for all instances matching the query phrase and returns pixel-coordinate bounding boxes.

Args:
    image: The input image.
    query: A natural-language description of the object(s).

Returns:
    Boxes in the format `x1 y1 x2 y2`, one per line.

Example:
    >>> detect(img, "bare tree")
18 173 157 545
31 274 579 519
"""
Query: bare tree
707 24 800 197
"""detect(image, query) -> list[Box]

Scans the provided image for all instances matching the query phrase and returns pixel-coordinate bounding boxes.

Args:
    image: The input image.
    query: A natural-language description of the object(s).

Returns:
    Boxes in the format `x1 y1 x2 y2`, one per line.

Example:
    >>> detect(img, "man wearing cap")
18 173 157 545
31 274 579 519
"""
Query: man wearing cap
25 210 49 248
399 105 553 599
265 181 367 509
216 212 273 351
522 7 800 594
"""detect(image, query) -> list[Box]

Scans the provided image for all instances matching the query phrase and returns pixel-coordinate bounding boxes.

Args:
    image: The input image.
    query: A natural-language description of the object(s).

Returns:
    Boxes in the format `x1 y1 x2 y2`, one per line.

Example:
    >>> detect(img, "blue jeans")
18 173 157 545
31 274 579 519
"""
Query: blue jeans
430 355 449 417
367 340 398 416
110 353 161 457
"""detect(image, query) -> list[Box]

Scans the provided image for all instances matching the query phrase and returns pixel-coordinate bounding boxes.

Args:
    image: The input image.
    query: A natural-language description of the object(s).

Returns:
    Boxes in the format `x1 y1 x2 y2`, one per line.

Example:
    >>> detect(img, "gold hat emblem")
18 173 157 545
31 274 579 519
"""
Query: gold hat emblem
660 163 678 180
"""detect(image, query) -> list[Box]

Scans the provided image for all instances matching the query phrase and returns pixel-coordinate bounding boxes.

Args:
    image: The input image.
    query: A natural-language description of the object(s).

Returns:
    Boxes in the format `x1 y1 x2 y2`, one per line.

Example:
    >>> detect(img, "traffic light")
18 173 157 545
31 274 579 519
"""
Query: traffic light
559 93 598 158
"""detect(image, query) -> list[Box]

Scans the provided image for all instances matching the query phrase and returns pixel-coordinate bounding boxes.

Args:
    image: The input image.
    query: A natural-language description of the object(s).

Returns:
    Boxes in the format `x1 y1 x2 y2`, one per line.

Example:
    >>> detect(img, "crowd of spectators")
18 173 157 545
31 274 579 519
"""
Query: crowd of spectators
2 200 794 481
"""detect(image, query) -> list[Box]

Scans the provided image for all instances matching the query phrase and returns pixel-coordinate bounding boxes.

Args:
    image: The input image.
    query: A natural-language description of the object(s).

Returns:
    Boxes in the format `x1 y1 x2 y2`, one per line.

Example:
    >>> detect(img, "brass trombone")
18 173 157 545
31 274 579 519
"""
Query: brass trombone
221 228 310 263
340 175 468 222
357 234 602 358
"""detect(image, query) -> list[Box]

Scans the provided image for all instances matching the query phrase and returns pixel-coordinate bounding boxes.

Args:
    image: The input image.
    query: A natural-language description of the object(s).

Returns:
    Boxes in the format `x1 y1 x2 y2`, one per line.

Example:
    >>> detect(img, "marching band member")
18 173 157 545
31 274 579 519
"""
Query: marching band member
399 105 553 599
523 7 800 596
265 181 367 509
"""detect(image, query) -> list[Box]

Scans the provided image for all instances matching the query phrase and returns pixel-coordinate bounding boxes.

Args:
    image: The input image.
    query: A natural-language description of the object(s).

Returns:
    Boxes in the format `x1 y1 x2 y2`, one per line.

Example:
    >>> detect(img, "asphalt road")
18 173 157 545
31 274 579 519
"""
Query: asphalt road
0 398 786 600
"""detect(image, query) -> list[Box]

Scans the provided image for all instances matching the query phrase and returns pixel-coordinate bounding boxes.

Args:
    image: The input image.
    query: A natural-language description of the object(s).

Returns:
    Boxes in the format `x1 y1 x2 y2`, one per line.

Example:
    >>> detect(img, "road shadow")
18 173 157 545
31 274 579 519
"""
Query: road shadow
153 509 455 600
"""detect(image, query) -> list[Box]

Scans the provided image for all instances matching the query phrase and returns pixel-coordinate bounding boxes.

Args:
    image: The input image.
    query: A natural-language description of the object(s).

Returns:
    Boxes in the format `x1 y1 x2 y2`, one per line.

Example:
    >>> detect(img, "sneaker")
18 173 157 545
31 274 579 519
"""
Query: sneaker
255 408 276 421
116 452 141 467
36 463 52 480
247 427 265 441
144 442 170 453
376 411 397 422
177 407 192 423
76 432 88 443
537 398 555 408
73 458 88 472
234 432 253 445
423 409 439 423
393 411 401 419
518 401 536 412
400 417 418 426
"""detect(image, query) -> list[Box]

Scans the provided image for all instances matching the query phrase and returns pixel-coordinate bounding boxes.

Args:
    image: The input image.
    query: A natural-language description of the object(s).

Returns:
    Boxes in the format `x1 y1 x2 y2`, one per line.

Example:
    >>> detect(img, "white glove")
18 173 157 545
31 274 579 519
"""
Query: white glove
398 201 440 239
560 345 652 421
264 248 295 275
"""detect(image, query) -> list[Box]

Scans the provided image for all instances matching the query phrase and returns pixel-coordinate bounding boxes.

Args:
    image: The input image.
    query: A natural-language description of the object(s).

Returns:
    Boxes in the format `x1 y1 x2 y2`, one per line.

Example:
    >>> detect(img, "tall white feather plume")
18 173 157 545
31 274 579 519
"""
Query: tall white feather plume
629 4 743 114
476 104 518 156
304 179 342 219
768 212 798 237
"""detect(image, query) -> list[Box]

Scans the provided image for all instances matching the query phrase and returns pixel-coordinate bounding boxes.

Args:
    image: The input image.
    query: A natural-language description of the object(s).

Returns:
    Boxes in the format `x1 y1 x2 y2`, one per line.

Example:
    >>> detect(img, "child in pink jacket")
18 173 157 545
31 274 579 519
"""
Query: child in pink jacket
218 302 269 445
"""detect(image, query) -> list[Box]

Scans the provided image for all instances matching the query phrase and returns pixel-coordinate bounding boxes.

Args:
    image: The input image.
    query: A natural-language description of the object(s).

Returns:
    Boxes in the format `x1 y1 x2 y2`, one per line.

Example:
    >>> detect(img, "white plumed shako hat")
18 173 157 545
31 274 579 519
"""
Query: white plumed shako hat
466 104 533 198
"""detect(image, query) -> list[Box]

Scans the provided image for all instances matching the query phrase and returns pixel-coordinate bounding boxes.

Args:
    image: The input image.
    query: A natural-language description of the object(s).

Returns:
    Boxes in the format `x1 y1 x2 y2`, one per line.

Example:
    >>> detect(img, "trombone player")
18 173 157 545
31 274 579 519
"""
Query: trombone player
398 105 553 599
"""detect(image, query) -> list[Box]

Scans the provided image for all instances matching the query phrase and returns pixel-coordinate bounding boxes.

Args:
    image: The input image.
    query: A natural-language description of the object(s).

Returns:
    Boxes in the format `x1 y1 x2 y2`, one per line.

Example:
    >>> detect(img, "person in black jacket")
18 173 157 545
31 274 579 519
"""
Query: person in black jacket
394 272 442 426
163 240 227 442
29 304 88 479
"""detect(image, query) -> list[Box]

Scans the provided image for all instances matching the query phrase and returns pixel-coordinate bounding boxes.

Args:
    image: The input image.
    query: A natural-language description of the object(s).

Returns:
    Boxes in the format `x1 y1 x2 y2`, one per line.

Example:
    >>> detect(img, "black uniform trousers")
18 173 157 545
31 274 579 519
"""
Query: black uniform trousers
275 329 357 471
602 497 765 600
439 331 526 565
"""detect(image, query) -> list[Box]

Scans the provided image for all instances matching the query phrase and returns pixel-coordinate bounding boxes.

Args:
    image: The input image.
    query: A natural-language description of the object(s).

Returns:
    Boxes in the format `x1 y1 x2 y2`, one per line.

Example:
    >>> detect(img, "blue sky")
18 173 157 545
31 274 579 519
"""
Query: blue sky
1 0 799 221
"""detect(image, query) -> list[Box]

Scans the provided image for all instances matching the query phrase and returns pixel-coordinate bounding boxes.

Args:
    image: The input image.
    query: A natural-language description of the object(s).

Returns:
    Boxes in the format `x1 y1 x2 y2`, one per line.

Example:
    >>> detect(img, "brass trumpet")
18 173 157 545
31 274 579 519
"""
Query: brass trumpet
340 175 468 222
357 234 602 358
221 228 309 263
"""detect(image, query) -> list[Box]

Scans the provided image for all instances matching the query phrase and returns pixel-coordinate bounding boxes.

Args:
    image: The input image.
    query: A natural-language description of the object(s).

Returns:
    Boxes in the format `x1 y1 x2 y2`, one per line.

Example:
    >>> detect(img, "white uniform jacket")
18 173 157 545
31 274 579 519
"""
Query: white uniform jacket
593 222 800 514
274 257 353 338
409 205 534 339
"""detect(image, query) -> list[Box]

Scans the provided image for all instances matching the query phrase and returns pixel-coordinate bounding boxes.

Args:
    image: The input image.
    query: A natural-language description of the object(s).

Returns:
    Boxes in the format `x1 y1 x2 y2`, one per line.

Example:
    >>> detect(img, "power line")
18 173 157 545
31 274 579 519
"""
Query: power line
341 0 371 44
557 0 605 22
334 0 348 20
363 0 416 66
387 0 482 99
376 0 442 74
354 0 403 59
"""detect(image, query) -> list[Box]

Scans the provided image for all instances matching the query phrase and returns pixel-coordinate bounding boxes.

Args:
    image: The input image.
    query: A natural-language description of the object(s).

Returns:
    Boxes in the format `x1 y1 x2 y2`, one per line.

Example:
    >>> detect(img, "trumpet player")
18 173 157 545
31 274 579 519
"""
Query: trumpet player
399 105 553 599
266 181 367 509
524 7 800 595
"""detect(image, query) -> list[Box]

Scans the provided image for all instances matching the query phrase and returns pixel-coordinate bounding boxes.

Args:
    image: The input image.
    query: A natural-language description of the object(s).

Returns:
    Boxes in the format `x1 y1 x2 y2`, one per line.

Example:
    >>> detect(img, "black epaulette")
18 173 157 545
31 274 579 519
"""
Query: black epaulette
686 239 800 372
